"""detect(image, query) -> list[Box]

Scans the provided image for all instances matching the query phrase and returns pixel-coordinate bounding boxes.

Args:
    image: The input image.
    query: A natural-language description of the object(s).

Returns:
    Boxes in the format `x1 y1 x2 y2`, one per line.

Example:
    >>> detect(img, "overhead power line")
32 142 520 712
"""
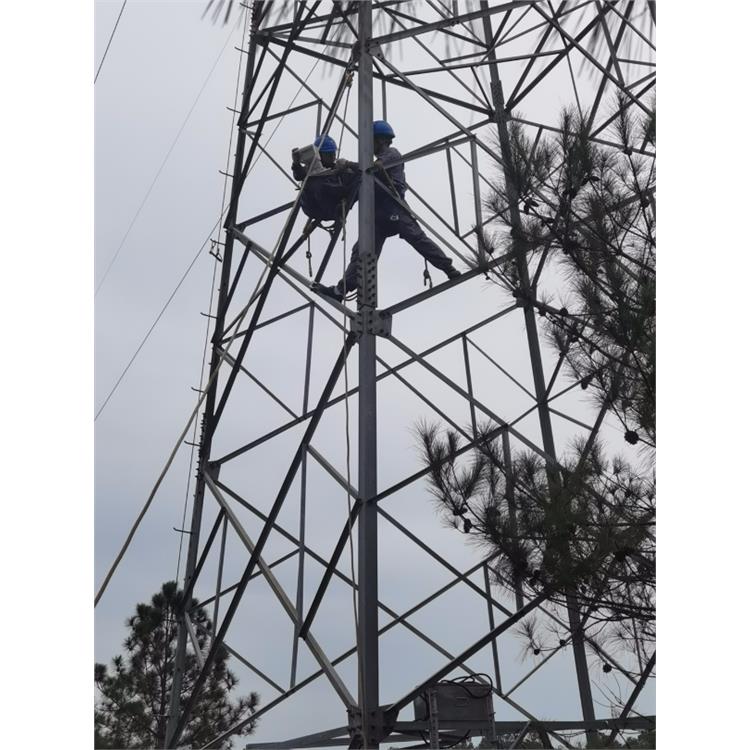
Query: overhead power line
96 46 328 422
94 210 227 422
94 150 324 606
94 0 128 84
95 22 236 297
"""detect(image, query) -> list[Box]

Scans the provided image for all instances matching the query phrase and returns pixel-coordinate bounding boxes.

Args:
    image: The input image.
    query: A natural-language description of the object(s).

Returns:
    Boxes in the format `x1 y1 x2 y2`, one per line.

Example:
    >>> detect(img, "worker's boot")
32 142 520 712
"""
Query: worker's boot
445 266 461 280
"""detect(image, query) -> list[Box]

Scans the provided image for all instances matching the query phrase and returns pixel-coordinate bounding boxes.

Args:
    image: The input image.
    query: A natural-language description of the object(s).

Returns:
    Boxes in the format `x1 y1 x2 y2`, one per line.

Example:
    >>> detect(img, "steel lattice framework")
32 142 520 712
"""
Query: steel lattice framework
161 2 656 748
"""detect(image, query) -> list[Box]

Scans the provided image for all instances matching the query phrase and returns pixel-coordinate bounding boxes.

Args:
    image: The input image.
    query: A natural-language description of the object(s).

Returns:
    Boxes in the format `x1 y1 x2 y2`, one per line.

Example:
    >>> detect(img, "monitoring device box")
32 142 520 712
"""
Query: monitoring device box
413 681 492 723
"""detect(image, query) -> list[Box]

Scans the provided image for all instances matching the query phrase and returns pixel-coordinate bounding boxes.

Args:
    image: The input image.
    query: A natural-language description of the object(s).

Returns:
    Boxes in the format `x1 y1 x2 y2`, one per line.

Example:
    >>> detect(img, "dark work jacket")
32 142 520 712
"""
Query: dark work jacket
374 146 406 220
291 161 360 221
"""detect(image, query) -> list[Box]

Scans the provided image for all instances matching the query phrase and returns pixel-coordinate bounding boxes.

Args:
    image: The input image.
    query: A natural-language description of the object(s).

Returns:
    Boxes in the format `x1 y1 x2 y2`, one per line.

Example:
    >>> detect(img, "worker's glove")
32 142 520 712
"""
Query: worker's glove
335 158 354 171
291 148 302 165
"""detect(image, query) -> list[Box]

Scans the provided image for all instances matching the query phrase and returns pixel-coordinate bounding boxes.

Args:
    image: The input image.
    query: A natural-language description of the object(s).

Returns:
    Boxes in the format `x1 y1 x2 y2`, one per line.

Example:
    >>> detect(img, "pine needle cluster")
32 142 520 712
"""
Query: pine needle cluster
486 96 655 448
418 423 655 663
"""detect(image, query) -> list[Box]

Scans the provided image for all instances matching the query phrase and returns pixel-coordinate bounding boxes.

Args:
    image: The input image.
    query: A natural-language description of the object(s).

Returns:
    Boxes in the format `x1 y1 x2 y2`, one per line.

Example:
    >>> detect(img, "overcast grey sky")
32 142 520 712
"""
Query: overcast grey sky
11 1 750 748
94 2 655 747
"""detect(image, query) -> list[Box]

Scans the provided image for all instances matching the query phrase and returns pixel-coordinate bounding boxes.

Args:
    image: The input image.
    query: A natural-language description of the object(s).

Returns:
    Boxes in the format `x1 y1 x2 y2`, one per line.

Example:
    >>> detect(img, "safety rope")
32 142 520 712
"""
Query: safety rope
337 76 359 304
337 72 354 151
305 233 313 277
336 77 361 686
298 64 355 284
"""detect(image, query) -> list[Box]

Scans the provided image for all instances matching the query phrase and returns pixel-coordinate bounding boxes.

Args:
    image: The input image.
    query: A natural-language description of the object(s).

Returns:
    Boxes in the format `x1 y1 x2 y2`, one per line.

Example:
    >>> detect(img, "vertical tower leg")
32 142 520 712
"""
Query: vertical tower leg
164 3 261 746
478 2 596 745
356 2 379 747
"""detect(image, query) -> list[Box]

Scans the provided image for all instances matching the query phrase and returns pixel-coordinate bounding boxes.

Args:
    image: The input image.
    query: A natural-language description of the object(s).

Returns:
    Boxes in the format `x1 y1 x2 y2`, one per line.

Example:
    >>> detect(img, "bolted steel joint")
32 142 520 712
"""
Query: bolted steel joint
353 309 392 338
347 706 397 748
370 42 385 61
205 461 221 481
357 251 378 309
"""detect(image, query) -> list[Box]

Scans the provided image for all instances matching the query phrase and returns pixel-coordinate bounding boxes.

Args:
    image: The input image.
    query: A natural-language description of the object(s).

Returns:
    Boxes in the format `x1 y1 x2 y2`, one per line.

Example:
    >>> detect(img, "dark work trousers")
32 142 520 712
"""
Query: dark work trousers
338 212 455 293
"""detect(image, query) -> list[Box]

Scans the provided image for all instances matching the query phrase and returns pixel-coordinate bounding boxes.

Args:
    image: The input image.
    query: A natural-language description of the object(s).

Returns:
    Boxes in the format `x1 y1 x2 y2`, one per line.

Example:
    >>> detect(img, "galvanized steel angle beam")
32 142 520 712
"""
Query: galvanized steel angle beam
157 2 657 747
168 332 356 746
212 298 517 466
505 1 616 110
204 484 550 729
192 548 299 612
204 472 357 708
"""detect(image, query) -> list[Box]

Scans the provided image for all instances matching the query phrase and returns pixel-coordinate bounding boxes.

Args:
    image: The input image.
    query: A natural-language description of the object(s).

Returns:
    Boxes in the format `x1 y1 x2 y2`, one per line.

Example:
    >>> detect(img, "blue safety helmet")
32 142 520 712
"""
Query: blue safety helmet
373 120 395 139
314 134 337 153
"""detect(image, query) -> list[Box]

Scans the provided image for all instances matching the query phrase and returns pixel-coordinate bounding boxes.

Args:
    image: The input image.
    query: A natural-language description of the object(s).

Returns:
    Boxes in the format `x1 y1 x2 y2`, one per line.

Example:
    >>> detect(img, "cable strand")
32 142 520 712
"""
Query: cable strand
94 0 128 84
95 22 236 297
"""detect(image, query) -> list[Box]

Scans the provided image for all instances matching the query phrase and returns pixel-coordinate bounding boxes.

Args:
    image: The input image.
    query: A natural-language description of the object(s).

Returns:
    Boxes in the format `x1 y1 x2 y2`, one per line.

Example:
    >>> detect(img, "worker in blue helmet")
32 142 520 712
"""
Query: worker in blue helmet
291 134 360 221
292 134 338 178
316 120 460 302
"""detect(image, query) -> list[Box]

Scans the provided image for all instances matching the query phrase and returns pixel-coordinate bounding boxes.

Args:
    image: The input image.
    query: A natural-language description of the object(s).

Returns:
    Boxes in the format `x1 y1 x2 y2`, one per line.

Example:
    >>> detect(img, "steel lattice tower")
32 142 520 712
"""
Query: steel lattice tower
160 2 656 747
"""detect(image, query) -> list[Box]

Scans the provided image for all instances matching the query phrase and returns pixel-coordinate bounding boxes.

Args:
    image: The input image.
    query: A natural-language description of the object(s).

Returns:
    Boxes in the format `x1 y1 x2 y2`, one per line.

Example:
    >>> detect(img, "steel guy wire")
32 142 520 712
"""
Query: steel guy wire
95 112 336 607
95 33 324 422
175 0 251 586
95 21 237 297
94 0 128 84
94 210 228 422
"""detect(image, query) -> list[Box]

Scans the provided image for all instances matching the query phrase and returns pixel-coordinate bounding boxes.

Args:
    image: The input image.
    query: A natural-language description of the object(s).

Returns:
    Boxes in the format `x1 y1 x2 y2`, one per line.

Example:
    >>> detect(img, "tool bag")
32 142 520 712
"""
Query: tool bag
300 170 360 222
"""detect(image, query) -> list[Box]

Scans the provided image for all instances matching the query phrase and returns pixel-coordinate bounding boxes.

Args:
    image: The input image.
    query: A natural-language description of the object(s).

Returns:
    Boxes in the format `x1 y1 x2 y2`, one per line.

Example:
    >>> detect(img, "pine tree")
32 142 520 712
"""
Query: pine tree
95 581 259 749
484 96 655 448
417 96 656 669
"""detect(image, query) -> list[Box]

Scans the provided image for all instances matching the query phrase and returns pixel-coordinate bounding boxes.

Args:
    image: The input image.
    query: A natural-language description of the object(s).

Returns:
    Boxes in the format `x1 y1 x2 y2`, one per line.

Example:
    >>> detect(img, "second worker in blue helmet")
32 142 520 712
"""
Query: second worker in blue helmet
318 120 461 302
